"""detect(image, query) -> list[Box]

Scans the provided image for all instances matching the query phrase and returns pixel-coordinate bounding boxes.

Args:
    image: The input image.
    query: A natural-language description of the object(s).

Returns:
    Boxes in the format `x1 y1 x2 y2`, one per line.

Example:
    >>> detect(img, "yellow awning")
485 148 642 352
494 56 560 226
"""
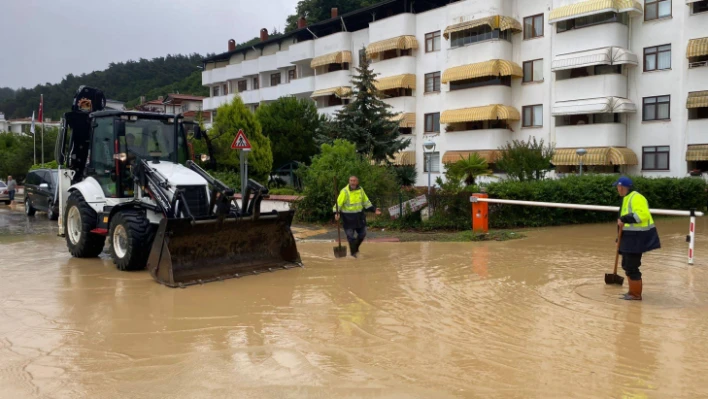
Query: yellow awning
687 91 708 108
366 35 418 58
549 0 643 24
551 147 638 166
391 113 416 128
443 15 522 39
687 145 708 161
687 37 708 58
375 74 417 91
310 51 352 68
443 150 501 164
441 105 520 124
442 60 523 83
310 86 351 98
390 151 416 166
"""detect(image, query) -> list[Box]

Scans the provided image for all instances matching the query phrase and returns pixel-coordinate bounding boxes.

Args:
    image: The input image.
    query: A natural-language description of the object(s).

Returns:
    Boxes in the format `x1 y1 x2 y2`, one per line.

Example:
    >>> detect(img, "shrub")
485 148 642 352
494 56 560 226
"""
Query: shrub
269 188 300 196
30 160 59 170
496 136 554 181
210 170 240 190
486 175 708 228
392 165 417 187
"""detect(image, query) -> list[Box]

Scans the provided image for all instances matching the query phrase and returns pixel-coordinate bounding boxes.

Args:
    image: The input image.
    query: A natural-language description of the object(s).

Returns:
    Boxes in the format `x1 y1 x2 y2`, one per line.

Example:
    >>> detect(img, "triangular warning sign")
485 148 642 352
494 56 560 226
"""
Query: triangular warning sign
231 129 252 150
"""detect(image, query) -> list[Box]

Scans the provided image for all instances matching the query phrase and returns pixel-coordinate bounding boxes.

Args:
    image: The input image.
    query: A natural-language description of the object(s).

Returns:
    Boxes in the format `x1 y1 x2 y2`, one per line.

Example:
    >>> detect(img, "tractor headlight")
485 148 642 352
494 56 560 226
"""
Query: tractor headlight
200 154 210 162
113 153 127 162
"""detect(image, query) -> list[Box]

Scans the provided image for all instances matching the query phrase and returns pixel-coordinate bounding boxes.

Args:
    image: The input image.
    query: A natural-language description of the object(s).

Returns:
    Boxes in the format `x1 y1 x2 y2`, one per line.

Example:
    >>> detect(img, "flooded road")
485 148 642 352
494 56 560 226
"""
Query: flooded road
1 205 708 398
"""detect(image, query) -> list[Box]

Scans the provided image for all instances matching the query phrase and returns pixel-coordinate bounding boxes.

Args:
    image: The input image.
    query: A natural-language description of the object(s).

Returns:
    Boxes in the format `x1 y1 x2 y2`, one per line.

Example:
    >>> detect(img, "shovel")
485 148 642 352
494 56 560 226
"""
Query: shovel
333 177 347 258
605 226 625 285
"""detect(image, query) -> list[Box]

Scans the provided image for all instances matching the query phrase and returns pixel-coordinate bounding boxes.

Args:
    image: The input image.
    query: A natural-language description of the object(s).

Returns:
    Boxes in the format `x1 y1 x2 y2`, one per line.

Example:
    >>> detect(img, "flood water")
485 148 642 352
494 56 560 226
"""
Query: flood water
1 206 708 398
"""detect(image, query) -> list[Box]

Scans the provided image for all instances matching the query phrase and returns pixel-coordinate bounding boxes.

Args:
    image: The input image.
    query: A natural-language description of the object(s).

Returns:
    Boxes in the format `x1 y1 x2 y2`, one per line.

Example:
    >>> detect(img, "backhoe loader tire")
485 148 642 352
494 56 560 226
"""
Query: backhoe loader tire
65 191 106 258
109 210 155 271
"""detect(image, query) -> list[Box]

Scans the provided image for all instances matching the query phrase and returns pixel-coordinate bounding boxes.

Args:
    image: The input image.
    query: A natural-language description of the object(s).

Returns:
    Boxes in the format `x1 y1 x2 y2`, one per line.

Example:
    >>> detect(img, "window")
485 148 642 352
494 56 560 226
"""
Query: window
237 80 247 92
689 107 708 120
381 88 413 98
645 0 671 21
450 75 512 90
445 120 509 132
524 14 544 39
522 105 543 127
557 11 628 32
523 59 544 82
425 72 441 92
643 95 670 121
288 68 296 82
555 113 622 126
424 152 441 173
694 0 708 14
644 45 671 71
90 117 116 196
556 64 623 80
270 73 281 87
425 113 440 133
223 84 228 95
253 77 259 90
642 146 670 170
212 86 220 97
451 26 511 48
327 63 349 72
425 31 441 52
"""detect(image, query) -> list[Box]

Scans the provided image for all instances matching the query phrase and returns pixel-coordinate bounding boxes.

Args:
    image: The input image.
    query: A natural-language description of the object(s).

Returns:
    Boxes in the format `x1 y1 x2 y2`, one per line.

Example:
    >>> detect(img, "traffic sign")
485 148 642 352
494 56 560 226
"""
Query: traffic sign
231 129 252 151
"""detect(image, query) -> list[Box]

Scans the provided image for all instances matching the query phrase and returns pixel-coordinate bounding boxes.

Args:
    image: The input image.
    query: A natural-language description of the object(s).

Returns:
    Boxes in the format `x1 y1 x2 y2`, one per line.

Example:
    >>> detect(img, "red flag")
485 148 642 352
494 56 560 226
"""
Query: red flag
38 95 43 123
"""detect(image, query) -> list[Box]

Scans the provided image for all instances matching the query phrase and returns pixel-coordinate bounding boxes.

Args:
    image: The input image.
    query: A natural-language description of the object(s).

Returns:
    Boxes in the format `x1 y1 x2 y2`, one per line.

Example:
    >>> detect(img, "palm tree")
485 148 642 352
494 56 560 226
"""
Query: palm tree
448 153 494 186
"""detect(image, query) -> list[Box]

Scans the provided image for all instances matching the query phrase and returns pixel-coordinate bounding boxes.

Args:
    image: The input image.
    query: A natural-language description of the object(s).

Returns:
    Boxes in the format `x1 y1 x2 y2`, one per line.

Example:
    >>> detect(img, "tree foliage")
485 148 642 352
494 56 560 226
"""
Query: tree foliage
0 128 58 182
447 153 493 186
319 46 410 163
255 97 324 169
285 0 379 31
496 137 555 181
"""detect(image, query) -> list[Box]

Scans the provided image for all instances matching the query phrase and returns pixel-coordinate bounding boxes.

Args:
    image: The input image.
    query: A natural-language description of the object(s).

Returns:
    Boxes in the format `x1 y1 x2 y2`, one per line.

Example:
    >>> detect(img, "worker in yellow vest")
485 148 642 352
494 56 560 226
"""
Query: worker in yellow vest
334 176 381 258
614 176 661 301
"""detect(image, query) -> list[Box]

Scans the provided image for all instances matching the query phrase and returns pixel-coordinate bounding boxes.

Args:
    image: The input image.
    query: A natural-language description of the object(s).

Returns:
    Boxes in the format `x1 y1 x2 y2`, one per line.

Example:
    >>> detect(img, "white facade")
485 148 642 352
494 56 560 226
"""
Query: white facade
202 0 708 186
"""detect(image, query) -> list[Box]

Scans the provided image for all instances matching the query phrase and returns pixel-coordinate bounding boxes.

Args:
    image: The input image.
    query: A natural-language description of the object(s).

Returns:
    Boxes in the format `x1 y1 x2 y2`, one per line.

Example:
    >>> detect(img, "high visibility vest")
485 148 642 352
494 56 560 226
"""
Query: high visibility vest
620 191 655 231
333 186 373 213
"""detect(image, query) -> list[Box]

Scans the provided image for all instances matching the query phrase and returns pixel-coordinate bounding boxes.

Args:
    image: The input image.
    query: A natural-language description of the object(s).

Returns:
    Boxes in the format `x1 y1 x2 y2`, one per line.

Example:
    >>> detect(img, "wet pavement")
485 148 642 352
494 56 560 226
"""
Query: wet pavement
1 204 708 398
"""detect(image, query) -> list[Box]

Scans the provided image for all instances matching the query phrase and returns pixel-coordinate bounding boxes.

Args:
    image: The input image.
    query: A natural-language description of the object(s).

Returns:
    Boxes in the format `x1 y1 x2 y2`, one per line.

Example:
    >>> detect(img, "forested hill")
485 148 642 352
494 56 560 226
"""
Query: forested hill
0 53 210 120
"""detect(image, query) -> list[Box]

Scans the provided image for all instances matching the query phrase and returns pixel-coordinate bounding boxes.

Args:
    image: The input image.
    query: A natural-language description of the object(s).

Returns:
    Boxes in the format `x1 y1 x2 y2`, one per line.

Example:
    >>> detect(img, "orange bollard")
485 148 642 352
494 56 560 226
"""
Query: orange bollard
471 193 489 233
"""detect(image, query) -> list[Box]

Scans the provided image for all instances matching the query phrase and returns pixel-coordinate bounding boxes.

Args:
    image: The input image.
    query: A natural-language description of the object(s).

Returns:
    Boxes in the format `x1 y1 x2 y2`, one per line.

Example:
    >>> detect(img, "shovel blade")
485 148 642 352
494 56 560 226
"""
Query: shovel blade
333 245 347 258
604 273 625 286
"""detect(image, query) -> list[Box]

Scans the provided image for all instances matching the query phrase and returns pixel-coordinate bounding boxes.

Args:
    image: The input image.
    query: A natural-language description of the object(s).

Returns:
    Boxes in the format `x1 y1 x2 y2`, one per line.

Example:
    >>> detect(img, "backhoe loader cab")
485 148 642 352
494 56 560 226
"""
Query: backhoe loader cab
55 86 301 287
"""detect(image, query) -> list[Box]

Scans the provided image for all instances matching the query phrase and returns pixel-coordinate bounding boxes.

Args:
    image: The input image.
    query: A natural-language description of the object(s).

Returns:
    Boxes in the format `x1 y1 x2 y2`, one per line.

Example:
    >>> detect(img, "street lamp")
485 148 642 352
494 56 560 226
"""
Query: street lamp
576 148 587 176
423 139 436 195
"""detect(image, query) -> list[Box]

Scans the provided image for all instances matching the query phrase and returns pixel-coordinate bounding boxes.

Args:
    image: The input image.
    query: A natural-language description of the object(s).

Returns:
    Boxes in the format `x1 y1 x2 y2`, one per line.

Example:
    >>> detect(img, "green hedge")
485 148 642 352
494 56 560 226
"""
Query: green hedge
485 175 708 228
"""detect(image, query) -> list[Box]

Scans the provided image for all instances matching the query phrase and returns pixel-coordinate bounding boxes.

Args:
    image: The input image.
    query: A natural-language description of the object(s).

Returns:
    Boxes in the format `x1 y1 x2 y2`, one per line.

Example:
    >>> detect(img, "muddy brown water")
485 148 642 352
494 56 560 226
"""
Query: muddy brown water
1 206 708 398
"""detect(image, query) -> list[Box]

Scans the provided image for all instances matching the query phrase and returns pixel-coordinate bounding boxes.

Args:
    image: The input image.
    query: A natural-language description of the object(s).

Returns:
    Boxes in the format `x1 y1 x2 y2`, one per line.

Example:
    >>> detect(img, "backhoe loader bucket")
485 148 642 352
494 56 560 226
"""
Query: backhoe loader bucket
146 210 302 287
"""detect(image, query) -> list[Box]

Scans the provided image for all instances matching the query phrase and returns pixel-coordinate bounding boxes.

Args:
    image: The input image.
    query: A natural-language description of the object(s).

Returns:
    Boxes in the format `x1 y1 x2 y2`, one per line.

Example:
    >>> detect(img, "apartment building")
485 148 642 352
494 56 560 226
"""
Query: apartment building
201 0 708 185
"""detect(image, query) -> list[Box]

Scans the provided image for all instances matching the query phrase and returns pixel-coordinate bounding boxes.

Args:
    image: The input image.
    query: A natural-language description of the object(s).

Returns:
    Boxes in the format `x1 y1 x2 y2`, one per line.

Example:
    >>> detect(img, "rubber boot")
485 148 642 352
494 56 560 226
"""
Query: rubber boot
348 240 358 258
622 279 642 301
355 237 365 254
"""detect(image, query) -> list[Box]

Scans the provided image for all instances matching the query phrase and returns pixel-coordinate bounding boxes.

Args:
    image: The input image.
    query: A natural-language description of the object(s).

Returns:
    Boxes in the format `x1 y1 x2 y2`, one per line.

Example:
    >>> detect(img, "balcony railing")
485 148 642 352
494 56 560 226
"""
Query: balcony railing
689 61 708 69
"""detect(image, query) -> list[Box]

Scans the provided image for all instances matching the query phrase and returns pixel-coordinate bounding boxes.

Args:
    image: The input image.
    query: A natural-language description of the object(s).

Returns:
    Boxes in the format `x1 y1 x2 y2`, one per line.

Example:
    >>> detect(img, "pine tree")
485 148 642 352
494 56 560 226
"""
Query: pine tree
324 45 411 163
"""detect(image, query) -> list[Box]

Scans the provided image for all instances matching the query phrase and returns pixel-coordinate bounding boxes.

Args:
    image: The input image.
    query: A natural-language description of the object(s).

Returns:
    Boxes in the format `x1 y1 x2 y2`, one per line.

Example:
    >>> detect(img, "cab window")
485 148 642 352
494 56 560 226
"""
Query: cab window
90 117 116 197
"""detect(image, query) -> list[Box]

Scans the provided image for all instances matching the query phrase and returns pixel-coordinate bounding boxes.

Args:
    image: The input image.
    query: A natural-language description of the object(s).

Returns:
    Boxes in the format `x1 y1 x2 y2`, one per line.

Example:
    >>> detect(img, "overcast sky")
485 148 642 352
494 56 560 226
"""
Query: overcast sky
0 0 298 89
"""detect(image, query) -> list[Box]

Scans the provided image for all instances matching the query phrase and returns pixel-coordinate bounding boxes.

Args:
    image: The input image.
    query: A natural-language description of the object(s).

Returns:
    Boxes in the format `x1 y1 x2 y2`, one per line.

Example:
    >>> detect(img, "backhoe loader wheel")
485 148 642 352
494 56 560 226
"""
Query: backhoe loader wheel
109 210 154 271
65 191 106 258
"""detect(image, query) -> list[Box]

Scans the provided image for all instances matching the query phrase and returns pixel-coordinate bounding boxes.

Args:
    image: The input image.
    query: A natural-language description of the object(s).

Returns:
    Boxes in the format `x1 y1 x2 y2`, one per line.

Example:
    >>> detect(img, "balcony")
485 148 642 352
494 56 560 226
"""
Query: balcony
290 76 315 94
203 67 228 85
317 105 344 118
401 135 416 151
555 74 627 102
554 123 627 148
289 40 315 63
444 85 512 110
314 32 352 57
688 64 708 90
225 63 243 81
203 94 235 111
383 96 416 113
446 40 513 68
369 13 416 40
314 70 352 91
239 89 260 105
371 56 417 78
687 119 708 145
241 59 259 76
258 54 278 73
442 129 512 151
277 82 292 98
260 86 279 102
554 23 628 57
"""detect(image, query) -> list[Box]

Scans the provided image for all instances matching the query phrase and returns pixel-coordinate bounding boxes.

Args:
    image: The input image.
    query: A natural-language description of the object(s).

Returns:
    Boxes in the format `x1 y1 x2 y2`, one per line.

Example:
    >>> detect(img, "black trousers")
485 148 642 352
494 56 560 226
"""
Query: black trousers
621 253 643 280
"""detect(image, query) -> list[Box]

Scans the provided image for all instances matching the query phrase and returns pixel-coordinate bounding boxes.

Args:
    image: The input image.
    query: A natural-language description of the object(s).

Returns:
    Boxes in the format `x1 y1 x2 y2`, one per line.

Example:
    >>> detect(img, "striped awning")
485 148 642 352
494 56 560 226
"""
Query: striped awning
391 113 416 128
687 91 708 108
310 51 352 68
441 105 520 124
687 37 708 58
310 86 351 98
390 151 416 166
552 147 638 166
442 60 523 83
443 150 501 164
375 74 417 91
552 97 636 116
366 35 418 58
552 47 638 71
687 145 708 161
443 15 522 39
549 0 644 24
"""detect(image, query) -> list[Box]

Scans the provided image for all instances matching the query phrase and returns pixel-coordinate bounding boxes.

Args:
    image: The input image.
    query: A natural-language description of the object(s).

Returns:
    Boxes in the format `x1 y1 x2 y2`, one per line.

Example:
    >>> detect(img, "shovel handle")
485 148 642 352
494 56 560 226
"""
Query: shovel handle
613 226 623 275
334 177 342 247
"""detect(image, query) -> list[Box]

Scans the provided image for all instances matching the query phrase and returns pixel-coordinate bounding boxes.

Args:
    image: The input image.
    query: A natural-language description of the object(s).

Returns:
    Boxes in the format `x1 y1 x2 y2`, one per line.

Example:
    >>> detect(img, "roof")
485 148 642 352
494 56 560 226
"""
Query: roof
144 100 164 105
165 93 206 102
203 0 450 63
182 110 211 118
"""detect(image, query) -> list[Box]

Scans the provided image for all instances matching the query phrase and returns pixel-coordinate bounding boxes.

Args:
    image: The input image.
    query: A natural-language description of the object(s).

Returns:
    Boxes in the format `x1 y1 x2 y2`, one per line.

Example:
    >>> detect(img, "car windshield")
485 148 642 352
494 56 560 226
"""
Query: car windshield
0 182 5 188
121 118 186 163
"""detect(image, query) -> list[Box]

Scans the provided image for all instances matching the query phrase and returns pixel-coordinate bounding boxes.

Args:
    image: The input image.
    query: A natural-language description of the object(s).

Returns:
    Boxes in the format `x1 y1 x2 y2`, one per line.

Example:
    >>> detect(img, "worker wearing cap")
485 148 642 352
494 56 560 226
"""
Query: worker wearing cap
614 176 661 300
334 176 381 258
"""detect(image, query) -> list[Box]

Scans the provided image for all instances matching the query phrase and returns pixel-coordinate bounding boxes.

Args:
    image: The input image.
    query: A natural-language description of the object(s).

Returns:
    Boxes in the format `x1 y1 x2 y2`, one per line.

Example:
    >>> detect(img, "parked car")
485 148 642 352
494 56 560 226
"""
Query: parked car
0 181 9 205
24 169 59 220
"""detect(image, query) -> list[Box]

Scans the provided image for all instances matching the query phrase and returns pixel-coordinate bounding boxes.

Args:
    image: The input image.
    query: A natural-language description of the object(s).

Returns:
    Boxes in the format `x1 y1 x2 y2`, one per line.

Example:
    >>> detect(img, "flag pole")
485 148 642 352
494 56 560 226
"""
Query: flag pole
41 94 44 165
31 111 36 164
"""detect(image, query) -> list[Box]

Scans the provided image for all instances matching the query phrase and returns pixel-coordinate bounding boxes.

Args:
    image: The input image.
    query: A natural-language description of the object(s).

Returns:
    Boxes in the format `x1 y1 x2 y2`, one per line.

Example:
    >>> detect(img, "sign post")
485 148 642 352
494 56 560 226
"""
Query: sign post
231 129 252 196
